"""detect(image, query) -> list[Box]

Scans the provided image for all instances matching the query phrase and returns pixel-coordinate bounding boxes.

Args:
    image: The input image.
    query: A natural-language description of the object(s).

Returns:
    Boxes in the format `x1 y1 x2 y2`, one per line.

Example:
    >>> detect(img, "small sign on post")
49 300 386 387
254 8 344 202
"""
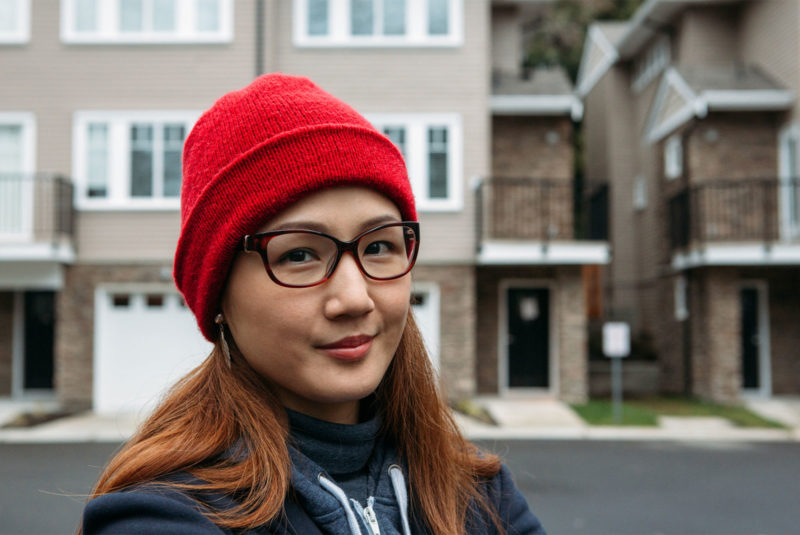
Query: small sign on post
603 322 630 423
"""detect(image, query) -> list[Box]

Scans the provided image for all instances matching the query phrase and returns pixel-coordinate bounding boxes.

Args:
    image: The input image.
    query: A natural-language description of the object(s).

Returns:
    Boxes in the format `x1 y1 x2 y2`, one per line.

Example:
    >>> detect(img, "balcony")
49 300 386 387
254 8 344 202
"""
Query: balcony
475 177 609 265
668 178 800 268
0 174 75 286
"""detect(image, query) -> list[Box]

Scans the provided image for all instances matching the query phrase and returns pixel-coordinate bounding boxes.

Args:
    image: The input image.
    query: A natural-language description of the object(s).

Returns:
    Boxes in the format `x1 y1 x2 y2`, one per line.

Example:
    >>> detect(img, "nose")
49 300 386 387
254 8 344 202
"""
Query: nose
323 252 375 319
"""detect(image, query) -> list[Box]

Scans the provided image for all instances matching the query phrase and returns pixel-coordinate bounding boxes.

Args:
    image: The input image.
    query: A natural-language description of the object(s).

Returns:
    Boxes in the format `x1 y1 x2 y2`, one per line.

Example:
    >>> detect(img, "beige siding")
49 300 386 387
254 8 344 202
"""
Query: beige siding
740 0 800 121
76 211 181 262
674 5 740 68
658 85 689 128
0 0 257 262
491 5 521 75
268 0 490 264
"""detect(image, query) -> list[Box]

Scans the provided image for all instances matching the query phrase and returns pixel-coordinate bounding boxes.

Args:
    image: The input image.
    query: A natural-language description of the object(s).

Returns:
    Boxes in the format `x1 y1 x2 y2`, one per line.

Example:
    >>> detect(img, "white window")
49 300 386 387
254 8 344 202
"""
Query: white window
632 34 670 92
0 112 35 239
368 113 462 211
60 0 232 43
411 281 440 372
293 0 462 47
73 111 198 209
664 134 683 180
674 275 688 321
779 124 800 240
633 175 647 210
0 0 30 43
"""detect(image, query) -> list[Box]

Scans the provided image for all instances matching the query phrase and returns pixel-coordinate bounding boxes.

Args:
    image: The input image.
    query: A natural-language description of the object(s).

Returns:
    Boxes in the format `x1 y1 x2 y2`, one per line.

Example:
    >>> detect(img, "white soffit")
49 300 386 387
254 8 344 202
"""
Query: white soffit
490 95 584 120
479 241 610 265
672 244 800 269
645 68 794 144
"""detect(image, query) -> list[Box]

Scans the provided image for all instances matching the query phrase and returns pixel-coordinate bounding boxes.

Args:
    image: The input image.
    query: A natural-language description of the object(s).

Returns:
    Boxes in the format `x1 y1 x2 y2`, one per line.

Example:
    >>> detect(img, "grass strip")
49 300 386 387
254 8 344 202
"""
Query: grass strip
570 397 787 428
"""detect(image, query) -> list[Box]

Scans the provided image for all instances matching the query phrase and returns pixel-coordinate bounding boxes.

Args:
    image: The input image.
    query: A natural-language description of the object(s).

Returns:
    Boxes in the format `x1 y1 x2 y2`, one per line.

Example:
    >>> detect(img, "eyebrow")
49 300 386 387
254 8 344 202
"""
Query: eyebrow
266 214 402 234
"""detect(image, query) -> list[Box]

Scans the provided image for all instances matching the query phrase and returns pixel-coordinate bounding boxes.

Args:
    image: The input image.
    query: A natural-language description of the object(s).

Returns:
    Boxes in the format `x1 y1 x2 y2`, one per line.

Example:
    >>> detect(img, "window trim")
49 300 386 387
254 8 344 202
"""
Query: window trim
664 133 683 180
60 0 233 44
632 34 670 93
72 110 199 210
0 112 36 240
367 112 462 212
0 0 31 44
778 123 800 240
292 0 463 48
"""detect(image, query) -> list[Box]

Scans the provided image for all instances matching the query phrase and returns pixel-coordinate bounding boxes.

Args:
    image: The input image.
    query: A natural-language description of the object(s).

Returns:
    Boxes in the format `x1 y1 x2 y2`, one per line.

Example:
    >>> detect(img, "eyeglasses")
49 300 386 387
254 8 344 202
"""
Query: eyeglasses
241 222 420 288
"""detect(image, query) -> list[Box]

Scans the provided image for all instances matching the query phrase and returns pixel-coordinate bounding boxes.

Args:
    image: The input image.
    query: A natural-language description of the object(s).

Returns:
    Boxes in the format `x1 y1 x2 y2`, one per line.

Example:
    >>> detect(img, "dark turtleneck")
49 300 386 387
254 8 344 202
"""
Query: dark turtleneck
286 408 382 504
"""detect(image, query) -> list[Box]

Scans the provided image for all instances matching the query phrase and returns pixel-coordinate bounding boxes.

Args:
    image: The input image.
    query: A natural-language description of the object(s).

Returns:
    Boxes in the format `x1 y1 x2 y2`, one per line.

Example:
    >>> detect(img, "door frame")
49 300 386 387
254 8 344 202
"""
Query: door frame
410 281 441 373
740 280 772 398
10 291 55 400
497 279 558 397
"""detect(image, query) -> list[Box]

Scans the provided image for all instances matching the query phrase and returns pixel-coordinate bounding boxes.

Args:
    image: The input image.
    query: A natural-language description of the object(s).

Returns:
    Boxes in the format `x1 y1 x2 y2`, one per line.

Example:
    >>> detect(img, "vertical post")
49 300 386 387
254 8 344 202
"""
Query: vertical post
603 322 630 424
612 357 622 423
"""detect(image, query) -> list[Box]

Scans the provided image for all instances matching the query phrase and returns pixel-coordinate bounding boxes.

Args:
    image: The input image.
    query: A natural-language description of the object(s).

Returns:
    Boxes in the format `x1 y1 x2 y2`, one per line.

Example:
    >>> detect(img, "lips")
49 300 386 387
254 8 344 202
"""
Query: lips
317 334 375 361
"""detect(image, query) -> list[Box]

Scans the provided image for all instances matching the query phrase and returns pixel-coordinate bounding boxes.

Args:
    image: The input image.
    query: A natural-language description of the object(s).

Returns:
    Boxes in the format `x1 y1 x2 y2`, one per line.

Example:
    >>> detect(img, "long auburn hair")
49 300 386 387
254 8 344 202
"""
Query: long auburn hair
84 312 502 534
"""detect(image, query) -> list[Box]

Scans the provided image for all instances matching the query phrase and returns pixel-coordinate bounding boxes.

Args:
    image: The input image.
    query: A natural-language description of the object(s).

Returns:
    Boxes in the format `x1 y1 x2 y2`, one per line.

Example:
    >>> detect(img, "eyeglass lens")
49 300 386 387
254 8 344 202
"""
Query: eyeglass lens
264 224 417 286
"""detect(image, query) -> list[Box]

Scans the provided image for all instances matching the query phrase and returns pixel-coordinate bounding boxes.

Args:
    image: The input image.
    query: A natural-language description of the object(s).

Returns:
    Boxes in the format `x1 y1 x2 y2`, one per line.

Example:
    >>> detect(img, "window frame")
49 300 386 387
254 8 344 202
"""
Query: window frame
60 0 233 44
73 111 199 210
0 0 31 44
778 123 800 240
292 0 463 48
367 112 462 212
632 34 670 93
0 112 36 240
664 133 683 180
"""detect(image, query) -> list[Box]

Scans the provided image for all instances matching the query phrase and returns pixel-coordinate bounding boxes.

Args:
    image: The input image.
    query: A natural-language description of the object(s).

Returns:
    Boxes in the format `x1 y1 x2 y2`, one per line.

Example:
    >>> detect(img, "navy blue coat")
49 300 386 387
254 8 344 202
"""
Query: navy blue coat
83 462 546 534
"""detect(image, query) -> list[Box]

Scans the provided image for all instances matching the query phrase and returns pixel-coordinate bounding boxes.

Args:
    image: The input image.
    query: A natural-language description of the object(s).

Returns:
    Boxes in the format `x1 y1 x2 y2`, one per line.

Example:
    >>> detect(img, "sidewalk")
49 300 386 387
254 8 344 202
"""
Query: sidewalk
456 397 800 442
1 398 798 443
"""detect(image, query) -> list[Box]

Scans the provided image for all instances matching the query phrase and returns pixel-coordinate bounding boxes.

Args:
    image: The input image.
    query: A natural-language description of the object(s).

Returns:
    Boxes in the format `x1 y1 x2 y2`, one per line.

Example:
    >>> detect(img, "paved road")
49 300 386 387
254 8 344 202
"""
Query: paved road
1 440 799 534
476 439 800 535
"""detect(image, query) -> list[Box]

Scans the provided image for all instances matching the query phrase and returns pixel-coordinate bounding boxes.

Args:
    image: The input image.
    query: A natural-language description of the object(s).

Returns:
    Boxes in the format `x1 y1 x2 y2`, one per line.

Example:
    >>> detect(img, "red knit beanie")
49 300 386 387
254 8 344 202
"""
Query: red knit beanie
174 73 417 341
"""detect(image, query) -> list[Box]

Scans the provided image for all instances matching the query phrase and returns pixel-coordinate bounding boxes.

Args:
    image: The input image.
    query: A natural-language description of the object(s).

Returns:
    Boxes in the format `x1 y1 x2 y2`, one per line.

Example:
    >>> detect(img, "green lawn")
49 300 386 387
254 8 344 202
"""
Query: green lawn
570 397 787 428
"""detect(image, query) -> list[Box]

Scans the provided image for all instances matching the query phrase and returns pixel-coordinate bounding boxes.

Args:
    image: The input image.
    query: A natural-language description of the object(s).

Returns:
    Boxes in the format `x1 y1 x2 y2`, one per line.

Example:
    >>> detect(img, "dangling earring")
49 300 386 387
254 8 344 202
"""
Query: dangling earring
215 313 231 368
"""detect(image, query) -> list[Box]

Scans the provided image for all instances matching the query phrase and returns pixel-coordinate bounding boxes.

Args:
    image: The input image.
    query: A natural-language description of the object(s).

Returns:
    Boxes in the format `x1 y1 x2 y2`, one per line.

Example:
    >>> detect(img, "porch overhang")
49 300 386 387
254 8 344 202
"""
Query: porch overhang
0 260 69 289
478 240 610 265
490 95 584 121
672 243 800 270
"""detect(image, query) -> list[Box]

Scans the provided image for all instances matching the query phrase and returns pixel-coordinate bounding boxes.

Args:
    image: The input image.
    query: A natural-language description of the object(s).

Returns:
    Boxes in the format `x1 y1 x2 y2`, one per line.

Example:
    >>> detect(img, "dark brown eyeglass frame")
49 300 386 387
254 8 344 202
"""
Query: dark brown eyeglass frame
241 221 420 288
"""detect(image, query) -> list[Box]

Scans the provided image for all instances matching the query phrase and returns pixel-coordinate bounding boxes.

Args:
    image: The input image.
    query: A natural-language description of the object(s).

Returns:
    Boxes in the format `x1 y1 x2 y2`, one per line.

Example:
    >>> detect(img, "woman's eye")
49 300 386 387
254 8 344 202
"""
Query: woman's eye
280 249 317 264
364 241 394 255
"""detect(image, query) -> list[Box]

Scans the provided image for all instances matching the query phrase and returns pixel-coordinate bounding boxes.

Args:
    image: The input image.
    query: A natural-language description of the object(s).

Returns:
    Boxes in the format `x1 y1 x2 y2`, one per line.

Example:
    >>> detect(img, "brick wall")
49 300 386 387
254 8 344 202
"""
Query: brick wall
491 116 573 180
475 265 588 403
56 264 174 411
411 265 476 400
0 292 13 396
687 113 779 181
689 268 741 402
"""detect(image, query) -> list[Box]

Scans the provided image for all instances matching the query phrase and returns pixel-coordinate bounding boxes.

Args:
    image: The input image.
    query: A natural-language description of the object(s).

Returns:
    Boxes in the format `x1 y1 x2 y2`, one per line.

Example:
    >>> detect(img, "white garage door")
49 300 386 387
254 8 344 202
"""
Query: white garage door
94 285 212 415
411 282 440 372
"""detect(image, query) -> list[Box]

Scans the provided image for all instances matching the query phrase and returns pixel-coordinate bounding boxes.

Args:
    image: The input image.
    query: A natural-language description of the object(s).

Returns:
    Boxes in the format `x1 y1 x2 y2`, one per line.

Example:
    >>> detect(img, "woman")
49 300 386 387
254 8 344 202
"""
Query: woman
81 73 546 535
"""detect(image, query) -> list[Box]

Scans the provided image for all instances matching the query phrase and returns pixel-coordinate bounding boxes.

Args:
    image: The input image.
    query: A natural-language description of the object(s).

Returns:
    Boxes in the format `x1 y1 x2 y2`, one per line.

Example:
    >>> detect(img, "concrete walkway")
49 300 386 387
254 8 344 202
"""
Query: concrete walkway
1 397 799 443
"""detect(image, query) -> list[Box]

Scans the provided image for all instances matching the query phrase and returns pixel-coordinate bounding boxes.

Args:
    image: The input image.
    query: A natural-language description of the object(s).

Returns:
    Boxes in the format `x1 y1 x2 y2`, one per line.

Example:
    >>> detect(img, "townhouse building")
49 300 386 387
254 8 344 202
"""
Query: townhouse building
1 0 606 415
578 0 800 402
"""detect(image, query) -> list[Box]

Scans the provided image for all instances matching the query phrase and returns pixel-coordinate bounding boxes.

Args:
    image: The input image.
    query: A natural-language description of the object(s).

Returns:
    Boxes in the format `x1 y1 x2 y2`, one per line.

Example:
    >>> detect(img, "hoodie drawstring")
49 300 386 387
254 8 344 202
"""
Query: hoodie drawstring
388 465 412 535
318 473 363 535
318 467 413 535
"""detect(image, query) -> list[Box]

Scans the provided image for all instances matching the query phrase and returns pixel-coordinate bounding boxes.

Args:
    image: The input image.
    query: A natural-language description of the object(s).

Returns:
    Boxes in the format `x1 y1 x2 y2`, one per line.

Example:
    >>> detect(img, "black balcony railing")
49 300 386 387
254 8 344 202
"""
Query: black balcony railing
668 178 800 250
475 177 608 246
0 173 74 245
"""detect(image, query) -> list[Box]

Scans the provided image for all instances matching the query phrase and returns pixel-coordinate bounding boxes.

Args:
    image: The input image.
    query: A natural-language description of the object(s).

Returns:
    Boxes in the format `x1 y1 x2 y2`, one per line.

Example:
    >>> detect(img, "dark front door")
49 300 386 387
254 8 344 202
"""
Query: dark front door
507 288 549 388
23 291 55 390
740 287 760 390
